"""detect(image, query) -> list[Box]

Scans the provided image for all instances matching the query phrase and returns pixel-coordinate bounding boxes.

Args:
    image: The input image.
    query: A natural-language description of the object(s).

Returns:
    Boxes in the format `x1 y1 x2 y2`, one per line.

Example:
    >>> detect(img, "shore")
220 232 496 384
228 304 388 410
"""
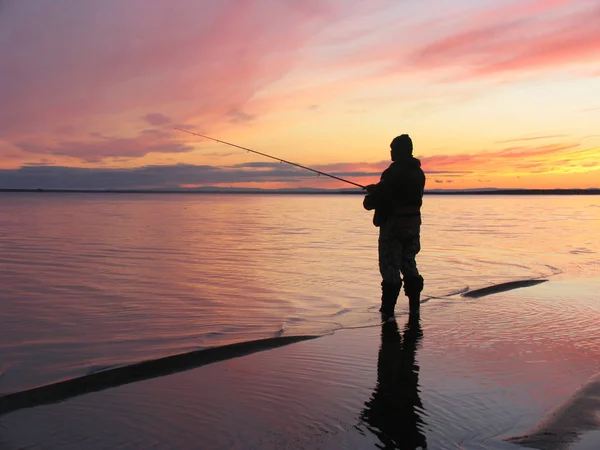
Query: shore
1 277 599 449
2 188 600 195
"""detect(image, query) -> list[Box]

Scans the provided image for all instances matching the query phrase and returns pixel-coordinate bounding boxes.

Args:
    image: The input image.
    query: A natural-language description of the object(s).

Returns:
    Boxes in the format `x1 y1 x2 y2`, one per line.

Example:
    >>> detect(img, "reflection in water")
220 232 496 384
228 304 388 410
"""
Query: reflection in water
2 193 598 393
361 313 427 449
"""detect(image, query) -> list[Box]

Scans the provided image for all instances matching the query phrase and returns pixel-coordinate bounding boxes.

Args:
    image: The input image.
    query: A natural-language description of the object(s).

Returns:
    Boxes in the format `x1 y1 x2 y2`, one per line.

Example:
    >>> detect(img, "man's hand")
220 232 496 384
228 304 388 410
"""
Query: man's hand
363 193 375 211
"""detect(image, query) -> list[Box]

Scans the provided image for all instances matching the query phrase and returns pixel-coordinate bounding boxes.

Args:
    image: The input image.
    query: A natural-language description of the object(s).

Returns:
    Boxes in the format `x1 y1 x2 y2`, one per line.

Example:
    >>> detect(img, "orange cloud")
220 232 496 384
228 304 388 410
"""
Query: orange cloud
420 142 599 177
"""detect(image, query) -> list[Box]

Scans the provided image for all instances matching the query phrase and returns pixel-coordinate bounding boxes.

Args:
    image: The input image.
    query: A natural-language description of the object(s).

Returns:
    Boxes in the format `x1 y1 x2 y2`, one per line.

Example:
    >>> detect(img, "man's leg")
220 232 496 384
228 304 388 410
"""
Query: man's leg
378 221 403 317
400 227 423 312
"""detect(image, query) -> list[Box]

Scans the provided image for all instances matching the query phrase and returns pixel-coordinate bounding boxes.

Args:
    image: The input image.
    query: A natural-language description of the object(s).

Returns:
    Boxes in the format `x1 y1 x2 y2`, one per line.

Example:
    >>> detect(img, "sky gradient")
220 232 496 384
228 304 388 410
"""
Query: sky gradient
1 0 599 190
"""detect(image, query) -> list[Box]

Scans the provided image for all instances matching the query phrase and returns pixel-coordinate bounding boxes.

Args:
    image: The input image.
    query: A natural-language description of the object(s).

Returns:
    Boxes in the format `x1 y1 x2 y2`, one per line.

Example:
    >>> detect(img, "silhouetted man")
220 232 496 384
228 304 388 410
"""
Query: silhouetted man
363 134 426 317
360 313 427 449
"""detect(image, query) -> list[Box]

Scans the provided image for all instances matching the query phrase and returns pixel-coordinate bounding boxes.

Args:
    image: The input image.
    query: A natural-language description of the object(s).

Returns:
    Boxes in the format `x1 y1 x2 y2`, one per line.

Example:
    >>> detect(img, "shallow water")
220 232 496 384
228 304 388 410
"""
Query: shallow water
1 193 599 395
1 280 598 449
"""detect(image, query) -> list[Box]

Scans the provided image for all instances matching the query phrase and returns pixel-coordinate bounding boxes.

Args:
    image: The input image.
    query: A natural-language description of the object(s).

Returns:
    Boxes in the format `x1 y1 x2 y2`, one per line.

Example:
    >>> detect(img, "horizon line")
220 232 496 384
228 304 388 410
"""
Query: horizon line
1 187 599 196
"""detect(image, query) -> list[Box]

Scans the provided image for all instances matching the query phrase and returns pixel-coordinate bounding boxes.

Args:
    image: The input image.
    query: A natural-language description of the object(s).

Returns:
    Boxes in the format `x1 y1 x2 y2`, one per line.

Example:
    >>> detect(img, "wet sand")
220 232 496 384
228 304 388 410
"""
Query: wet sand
1 278 599 449
508 374 600 450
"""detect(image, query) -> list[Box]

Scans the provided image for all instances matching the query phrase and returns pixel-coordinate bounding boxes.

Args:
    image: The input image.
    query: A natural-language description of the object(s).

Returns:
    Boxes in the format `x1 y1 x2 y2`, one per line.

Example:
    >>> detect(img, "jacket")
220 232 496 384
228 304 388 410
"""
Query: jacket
363 156 426 227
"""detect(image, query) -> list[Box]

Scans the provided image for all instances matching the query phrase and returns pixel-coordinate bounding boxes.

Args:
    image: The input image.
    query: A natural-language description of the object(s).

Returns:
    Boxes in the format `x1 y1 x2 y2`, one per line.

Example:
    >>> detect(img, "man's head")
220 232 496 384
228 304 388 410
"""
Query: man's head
390 134 413 161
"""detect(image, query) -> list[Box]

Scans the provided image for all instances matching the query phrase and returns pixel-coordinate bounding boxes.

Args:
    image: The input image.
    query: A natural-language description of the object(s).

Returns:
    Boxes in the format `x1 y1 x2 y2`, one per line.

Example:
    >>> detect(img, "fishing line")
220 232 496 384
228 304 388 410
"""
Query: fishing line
175 128 366 189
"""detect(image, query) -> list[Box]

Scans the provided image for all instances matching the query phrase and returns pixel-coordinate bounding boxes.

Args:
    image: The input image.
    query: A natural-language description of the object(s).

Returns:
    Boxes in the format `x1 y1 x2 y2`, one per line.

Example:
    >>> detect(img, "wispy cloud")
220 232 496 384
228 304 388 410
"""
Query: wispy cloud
16 129 193 162
0 0 349 137
326 0 600 84
227 109 256 124
142 113 172 126
0 0 599 190
408 0 600 79
421 142 599 175
495 135 569 144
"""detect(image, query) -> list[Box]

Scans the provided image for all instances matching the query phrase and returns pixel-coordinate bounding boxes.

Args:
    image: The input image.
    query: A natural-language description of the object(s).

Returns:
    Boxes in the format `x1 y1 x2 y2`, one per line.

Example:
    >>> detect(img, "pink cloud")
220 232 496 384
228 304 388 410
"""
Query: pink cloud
16 129 193 162
472 0 577 23
0 0 352 139
419 142 599 174
3 0 597 139
409 1 600 78
1 0 599 172
142 114 172 126
321 0 600 84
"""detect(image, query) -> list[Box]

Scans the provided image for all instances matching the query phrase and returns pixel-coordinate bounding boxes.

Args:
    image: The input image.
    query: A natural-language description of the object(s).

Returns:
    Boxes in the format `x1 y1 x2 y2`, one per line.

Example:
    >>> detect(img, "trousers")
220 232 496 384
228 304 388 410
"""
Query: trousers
378 220 421 286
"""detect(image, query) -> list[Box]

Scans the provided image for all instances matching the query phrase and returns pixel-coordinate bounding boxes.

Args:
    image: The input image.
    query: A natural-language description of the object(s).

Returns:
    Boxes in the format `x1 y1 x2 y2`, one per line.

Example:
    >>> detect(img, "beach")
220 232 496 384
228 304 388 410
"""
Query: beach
2 277 599 449
1 193 599 449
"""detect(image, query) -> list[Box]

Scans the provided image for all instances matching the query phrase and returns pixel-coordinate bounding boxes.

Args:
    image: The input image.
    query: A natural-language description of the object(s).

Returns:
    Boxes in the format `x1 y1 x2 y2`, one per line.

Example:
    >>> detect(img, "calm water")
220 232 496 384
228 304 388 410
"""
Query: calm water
0 193 598 395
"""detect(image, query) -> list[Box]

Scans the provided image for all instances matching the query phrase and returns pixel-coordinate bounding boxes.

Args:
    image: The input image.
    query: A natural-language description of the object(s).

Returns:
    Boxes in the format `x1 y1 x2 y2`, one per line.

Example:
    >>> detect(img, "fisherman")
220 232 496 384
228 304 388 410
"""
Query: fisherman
363 134 426 317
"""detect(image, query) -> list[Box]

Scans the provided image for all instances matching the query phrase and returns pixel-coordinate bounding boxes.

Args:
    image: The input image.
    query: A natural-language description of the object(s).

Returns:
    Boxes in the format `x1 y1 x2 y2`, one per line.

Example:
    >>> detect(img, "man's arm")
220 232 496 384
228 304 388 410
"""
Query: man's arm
363 165 395 210
362 178 388 211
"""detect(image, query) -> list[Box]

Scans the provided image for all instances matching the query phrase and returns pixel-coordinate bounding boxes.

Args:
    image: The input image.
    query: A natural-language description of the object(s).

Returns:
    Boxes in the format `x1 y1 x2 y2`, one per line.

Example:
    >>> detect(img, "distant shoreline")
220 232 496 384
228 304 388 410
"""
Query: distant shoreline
2 188 600 196
0 188 599 195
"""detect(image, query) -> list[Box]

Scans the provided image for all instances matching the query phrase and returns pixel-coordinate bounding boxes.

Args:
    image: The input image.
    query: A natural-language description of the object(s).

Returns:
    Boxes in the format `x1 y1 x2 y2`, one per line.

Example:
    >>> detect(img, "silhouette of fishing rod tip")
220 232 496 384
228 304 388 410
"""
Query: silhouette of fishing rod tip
174 127 366 190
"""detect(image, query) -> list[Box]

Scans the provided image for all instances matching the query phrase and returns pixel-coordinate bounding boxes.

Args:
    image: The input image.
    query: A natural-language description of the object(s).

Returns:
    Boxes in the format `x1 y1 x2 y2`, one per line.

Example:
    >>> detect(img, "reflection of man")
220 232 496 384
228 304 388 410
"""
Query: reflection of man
363 134 426 318
360 313 427 449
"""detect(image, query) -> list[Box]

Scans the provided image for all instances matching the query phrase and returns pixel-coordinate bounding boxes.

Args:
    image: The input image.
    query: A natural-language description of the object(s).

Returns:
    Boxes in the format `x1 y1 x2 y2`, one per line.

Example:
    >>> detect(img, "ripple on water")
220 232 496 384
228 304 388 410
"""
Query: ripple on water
1 279 599 449
1 194 599 446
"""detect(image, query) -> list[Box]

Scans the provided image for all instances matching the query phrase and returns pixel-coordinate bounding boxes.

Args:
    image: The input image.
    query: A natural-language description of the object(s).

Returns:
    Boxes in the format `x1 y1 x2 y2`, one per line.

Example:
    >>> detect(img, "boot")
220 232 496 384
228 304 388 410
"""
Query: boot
379 281 401 318
403 275 424 313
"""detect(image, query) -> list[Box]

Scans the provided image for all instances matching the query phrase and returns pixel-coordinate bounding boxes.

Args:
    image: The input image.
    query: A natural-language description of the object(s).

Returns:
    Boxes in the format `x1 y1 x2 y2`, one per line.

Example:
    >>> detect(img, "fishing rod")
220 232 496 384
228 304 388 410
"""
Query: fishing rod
174 128 366 190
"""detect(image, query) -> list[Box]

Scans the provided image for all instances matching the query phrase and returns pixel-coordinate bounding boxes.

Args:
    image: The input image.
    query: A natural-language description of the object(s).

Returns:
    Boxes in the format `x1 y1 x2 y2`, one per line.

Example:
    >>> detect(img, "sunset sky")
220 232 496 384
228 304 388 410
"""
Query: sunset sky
1 0 599 190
